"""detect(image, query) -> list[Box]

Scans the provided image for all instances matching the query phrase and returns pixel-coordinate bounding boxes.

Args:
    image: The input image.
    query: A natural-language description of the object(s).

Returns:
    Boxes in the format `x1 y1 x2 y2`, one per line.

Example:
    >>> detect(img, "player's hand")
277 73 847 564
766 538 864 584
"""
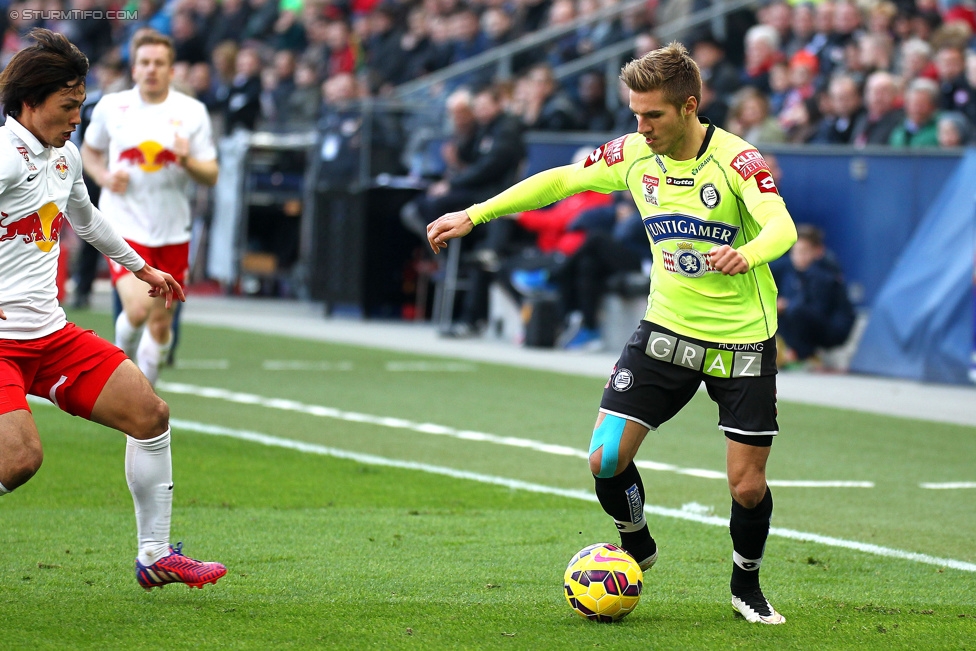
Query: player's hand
106 170 129 194
133 265 186 309
707 245 749 275
0 307 6 320
173 134 190 167
427 210 474 254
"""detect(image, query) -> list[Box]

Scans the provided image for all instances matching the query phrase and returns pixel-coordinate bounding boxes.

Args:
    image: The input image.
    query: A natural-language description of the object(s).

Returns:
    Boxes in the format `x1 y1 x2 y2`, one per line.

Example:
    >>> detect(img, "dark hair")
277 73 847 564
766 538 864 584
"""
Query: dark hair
0 28 88 119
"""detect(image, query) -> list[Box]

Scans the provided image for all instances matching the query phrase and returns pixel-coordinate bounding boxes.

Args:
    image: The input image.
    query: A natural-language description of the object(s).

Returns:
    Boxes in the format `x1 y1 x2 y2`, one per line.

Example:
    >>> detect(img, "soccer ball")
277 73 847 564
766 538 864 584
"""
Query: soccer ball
563 543 643 622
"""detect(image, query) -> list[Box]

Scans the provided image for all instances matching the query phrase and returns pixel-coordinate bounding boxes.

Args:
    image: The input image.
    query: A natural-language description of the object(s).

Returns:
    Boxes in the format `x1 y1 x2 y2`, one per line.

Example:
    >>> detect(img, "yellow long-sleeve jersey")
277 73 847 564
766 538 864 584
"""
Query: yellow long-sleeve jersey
467 123 797 343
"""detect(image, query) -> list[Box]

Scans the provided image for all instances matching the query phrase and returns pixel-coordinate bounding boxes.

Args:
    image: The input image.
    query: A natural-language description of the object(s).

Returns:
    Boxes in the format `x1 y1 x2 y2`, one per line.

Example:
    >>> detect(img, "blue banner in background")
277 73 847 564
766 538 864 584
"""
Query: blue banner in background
849 149 976 385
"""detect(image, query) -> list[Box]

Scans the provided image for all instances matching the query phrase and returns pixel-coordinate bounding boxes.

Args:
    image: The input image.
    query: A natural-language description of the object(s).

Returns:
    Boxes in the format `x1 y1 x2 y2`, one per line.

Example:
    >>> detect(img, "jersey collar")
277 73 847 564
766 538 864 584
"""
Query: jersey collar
696 118 715 160
6 117 47 156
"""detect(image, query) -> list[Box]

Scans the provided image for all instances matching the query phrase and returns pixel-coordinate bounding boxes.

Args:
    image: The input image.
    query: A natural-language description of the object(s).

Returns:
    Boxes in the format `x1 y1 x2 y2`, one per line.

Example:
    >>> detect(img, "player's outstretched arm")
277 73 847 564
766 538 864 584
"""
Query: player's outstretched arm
133 265 186 309
427 210 474 254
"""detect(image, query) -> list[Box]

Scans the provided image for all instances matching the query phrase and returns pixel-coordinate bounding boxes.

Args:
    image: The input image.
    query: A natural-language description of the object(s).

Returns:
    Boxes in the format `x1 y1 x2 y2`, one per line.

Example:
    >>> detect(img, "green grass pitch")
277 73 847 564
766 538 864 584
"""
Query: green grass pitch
1 310 974 649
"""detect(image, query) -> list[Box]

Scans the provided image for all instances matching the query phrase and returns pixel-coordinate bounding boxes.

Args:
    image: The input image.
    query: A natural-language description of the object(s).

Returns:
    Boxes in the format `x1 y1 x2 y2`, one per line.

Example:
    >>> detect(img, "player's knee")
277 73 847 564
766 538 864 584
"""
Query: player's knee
589 415 627 478
4 442 43 489
147 321 170 343
588 450 604 477
148 397 170 434
588 451 633 478
131 395 169 438
125 304 150 325
729 479 766 509
146 309 173 336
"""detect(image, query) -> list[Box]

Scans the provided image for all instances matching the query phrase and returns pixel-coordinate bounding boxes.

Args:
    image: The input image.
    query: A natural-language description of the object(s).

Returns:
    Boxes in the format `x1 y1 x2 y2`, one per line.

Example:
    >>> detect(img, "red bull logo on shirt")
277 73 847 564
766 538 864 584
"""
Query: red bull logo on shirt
117 141 179 173
55 155 68 179
0 203 65 252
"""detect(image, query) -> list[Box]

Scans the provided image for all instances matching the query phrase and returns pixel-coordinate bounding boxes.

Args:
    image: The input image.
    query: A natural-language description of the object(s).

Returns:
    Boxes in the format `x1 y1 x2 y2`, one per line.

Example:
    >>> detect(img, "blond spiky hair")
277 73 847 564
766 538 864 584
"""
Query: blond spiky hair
619 41 702 110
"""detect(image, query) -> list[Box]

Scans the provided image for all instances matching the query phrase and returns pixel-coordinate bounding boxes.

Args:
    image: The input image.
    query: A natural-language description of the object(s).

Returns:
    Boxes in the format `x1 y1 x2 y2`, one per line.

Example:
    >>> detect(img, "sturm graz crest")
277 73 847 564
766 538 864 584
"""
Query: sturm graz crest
612 368 634 391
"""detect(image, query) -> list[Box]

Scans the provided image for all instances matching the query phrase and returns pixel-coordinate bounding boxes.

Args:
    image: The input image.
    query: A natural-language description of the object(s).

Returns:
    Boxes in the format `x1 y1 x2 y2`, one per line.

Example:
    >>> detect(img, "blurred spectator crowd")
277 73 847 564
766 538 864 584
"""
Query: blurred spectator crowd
3 0 971 340
711 0 976 148
1 0 973 146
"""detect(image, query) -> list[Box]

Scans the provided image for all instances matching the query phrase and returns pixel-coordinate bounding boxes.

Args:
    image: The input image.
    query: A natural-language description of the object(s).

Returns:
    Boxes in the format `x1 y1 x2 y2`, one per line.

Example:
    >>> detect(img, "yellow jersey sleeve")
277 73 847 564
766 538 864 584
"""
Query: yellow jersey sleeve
720 147 797 269
737 201 797 269
467 134 639 225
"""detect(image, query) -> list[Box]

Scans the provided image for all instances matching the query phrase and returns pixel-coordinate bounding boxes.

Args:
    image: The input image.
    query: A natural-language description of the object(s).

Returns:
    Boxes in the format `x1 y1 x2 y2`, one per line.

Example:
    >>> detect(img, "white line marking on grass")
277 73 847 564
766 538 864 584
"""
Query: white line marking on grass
262 361 354 371
681 502 715 516
385 361 477 372
175 359 230 370
20 394 964 571
156 381 874 489
166 417 976 573
920 482 976 489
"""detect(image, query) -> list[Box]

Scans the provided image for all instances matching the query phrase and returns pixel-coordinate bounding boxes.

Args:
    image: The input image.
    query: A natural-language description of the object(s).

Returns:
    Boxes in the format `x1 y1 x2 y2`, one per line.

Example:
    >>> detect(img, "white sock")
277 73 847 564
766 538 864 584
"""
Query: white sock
115 311 143 359
0 479 9 495
136 328 172 386
125 428 173 566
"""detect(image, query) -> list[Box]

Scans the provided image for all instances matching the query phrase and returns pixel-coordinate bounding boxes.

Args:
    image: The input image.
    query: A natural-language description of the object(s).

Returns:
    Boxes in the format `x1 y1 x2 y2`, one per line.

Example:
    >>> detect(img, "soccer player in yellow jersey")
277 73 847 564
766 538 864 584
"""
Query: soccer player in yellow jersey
428 43 797 624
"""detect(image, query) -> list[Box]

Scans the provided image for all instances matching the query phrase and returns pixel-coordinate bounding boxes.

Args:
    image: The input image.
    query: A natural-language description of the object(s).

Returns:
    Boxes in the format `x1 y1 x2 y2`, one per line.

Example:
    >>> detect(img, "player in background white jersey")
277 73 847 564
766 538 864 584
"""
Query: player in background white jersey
82 29 218 385
0 28 225 590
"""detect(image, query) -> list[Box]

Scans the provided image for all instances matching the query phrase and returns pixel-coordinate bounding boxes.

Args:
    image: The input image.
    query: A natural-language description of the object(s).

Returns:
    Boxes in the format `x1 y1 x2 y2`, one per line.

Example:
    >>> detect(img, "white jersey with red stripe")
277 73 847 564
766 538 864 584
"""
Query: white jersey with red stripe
84 87 216 246
0 118 145 339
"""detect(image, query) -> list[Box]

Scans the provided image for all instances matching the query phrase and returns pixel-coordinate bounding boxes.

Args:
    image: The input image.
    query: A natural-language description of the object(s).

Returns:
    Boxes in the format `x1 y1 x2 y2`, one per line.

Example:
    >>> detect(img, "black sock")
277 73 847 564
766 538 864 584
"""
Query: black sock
593 461 656 562
729 487 773 595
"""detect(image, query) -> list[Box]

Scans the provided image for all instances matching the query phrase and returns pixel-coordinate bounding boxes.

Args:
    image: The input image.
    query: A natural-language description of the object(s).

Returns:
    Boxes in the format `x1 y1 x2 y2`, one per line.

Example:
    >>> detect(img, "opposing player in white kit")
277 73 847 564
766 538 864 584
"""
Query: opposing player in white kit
81 29 218 385
0 28 226 589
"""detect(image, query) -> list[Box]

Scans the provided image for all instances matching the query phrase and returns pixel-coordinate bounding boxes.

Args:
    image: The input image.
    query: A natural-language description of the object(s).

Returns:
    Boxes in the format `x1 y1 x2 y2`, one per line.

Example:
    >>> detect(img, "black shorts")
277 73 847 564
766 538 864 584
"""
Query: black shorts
600 321 779 447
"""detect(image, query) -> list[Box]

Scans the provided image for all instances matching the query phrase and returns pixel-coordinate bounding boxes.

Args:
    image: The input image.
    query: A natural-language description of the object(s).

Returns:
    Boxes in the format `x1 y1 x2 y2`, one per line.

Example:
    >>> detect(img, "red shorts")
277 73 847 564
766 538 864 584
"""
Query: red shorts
108 240 190 286
0 323 127 419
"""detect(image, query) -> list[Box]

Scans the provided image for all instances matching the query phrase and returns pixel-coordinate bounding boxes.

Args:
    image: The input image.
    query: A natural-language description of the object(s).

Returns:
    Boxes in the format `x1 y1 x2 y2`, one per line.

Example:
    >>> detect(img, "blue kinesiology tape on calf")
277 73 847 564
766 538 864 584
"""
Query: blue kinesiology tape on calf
589 414 627 478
